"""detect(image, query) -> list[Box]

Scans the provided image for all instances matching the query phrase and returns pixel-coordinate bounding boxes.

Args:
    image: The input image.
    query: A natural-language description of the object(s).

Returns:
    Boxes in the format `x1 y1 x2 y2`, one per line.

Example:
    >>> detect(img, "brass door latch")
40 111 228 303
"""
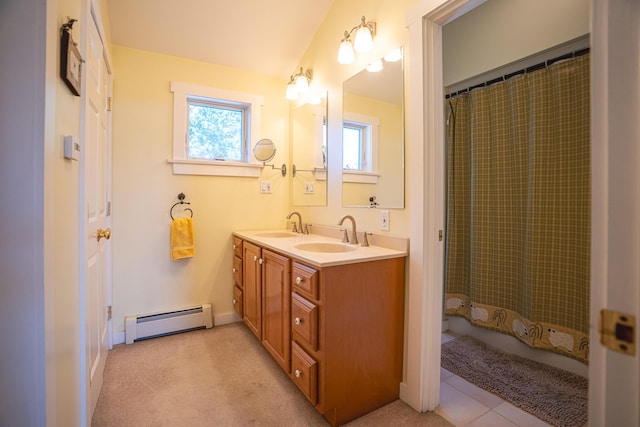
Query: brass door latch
599 309 636 356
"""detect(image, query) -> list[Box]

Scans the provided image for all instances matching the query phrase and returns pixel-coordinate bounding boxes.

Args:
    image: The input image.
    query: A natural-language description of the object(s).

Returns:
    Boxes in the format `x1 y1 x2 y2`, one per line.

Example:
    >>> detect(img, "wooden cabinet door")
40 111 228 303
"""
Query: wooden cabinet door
243 241 262 339
261 249 291 372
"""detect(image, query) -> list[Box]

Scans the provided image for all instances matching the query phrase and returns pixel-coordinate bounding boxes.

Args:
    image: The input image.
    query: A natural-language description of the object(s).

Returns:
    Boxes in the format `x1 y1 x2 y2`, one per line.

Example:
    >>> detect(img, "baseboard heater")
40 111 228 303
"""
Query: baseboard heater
125 303 213 344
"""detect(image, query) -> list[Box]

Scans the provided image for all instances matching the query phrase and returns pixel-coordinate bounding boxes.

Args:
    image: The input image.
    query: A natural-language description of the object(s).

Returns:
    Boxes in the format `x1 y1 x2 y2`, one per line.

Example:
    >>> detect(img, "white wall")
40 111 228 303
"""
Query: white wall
0 0 48 424
443 0 590 86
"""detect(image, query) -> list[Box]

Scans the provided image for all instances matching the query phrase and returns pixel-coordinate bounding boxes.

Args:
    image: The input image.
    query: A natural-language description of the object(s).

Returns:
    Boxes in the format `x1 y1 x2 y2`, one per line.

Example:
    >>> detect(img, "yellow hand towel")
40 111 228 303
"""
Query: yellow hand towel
171 217 195 260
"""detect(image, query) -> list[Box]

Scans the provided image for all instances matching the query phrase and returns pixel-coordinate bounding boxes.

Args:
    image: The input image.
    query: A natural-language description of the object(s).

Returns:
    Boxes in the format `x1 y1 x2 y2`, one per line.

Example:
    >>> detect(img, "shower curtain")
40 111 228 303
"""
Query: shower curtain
444 54 590 363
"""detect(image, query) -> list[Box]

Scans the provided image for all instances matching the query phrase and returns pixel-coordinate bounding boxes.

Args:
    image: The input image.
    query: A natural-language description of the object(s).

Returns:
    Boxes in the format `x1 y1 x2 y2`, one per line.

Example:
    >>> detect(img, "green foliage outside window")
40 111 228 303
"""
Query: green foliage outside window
188 101 245 161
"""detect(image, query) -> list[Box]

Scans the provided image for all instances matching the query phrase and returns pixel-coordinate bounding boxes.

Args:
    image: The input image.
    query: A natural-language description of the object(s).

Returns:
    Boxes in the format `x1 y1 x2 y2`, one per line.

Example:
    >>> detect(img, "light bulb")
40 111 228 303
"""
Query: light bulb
384 48 403 62
337 39 355 64
366 59 383 72
285 82 298 100
353 26 373 53
295 74 309 94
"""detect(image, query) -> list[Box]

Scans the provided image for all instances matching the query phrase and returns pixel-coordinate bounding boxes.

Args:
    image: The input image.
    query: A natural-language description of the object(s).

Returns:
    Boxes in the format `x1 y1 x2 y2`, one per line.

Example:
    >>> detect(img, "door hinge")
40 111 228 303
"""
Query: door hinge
599 309 636 355
106 201 112 216
107 96 113 111
439 229 443 241
107 305 112 321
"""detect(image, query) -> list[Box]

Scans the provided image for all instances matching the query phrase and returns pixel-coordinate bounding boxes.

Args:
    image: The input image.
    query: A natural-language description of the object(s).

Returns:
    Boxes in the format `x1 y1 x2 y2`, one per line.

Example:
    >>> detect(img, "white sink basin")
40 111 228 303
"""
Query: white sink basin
294 242 358 253
254 231 298 238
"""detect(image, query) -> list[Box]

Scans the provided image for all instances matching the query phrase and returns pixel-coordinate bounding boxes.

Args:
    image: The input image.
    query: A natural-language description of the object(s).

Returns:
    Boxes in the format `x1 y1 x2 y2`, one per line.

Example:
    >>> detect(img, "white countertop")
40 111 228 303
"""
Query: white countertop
233 229 408 268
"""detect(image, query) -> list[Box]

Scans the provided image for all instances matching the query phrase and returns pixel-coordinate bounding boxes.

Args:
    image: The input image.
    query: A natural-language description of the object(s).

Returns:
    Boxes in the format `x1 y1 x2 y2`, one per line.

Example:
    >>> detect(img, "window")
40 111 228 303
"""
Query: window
187 97 248 161
343 121 368 170
342 112 380 183
170 81 263 176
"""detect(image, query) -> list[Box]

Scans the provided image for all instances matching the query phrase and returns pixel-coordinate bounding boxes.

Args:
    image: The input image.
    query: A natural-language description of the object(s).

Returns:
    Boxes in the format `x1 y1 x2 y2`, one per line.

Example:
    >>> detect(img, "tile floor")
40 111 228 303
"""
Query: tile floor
437 332 553 427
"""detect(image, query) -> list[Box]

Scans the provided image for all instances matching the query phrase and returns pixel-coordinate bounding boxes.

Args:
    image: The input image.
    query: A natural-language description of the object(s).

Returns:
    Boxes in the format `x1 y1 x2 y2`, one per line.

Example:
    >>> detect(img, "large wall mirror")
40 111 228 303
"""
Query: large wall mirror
292 94 327 206
342 47 404 208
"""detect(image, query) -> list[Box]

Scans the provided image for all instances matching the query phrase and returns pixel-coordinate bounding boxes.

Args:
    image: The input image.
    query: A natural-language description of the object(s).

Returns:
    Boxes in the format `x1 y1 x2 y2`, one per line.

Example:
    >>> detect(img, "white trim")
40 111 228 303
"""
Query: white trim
167 159 262 177
402 0 488 413
342 170 380 184
214 312 242 326
170 81 264 176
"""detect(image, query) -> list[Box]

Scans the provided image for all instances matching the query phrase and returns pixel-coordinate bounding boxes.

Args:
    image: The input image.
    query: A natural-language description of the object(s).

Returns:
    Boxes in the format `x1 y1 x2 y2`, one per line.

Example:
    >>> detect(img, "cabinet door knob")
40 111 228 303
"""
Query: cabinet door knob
232 267 237 273
233 244 236 249
259 258 263 264
294 317 302 325
295 276 303 285
294 369 302 378
232 299 237 304
253 256 257 262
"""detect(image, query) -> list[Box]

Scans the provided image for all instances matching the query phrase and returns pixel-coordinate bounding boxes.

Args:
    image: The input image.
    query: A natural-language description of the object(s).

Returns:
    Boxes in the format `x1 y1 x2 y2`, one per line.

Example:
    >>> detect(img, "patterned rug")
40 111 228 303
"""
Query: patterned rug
441 335 588 427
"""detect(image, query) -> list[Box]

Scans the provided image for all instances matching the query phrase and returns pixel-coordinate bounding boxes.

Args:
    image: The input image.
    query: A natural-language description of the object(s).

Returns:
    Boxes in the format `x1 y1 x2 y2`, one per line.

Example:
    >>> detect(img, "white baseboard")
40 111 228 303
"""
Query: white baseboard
111 311 242 347
214 311 242 326
112 331 125 346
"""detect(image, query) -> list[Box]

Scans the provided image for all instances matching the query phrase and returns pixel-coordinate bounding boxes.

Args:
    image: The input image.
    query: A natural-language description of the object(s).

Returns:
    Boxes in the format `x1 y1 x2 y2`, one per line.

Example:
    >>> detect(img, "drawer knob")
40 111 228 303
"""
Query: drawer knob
295 276 303 285
294 317 302 325
294 369 302 378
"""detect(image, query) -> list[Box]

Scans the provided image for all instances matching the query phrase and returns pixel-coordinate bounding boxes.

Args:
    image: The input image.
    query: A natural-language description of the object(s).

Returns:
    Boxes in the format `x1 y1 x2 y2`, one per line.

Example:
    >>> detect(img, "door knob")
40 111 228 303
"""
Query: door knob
97 228 111 241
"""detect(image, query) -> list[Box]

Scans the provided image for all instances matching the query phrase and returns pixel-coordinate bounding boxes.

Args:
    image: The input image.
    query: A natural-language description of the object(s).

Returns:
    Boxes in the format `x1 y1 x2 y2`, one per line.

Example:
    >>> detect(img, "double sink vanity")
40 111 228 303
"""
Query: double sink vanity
232 218 408 426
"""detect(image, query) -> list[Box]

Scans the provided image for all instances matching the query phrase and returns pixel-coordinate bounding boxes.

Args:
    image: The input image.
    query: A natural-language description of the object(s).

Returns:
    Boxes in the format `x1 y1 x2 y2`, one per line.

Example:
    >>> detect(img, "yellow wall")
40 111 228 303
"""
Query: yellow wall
292 0 419 236
342 92 403 207
111 46 290 333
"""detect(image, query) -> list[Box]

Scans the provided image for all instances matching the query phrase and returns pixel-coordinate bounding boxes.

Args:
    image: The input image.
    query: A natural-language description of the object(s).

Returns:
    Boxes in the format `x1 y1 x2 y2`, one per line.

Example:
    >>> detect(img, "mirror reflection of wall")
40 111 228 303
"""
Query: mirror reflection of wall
342 47 404 208
292 94 327 206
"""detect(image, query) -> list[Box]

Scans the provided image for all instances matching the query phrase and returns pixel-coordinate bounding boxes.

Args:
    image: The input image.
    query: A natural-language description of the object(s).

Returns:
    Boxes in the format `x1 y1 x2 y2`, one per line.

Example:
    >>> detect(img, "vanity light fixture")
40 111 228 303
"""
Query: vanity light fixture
337 16 376 65
285 67 313 101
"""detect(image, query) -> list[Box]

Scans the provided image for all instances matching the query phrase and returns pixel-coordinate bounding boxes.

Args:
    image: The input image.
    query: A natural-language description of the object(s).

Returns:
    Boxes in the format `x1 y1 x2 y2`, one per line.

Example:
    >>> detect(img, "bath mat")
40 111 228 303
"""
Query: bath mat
441 335 588 427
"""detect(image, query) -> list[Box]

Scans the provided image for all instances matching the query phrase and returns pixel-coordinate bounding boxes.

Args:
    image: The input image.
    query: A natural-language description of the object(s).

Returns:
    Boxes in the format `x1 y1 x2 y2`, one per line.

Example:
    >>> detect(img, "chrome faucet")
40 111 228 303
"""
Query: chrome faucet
337 215 358 244
286 211 303 233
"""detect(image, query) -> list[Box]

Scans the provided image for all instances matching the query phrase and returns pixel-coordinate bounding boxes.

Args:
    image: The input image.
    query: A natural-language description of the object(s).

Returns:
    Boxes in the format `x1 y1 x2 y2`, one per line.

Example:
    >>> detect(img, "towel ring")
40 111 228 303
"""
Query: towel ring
170 193 193 220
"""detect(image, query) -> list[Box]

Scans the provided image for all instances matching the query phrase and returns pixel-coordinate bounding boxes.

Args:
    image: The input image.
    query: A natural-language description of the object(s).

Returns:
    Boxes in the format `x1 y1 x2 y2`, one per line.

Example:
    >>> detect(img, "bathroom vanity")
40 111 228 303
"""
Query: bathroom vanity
231 228 408 426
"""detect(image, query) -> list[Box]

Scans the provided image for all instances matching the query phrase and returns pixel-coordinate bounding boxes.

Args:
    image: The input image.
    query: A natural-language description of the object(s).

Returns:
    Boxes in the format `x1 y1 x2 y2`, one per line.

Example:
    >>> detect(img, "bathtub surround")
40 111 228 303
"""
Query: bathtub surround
442 335 588 427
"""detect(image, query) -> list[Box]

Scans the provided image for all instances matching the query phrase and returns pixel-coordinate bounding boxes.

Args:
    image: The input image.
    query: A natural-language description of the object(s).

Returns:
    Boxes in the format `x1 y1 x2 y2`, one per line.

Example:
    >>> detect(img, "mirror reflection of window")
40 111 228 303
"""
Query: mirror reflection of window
343 125 362 170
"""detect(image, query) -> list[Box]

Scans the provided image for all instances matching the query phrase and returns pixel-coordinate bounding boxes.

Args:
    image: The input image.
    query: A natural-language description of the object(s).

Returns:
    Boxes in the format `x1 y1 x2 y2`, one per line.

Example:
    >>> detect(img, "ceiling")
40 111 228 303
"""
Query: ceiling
107 0 335 79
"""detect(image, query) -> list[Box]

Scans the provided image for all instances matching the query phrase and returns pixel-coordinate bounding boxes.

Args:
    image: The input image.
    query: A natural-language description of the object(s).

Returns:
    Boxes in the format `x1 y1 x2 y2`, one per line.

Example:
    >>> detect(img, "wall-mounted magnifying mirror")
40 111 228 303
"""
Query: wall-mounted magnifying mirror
292 93 328 206
342 47 404 208
253 138 286 176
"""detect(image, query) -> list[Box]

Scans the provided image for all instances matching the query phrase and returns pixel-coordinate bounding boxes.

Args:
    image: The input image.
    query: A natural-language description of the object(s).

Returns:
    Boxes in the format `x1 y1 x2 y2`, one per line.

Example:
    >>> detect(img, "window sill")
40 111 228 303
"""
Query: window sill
342 171 379 184
168 159 262 177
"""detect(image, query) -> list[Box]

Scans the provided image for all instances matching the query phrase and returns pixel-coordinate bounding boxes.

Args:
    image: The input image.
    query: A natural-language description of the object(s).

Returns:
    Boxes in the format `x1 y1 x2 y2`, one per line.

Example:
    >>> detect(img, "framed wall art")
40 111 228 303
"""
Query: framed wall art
60 18 82 96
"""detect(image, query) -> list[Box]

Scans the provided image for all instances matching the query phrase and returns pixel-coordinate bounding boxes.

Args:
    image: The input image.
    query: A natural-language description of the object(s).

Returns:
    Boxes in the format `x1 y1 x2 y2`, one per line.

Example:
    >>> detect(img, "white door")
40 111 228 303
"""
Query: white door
83 12 111 423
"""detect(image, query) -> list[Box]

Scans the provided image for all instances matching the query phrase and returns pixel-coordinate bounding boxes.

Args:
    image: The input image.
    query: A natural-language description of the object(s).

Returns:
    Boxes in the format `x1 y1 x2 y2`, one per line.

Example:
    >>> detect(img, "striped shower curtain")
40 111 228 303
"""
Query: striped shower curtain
444 54 590 363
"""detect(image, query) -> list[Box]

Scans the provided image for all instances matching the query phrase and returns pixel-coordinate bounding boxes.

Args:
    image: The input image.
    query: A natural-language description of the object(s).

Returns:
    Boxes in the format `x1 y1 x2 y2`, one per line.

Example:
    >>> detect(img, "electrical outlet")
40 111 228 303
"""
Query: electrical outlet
304 182 314 194
380 210 390 231
260 180 272 194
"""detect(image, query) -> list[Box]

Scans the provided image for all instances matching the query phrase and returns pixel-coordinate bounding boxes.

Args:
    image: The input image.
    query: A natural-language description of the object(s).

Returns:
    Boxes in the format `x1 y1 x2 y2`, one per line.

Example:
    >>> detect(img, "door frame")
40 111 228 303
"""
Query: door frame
404 0 640 423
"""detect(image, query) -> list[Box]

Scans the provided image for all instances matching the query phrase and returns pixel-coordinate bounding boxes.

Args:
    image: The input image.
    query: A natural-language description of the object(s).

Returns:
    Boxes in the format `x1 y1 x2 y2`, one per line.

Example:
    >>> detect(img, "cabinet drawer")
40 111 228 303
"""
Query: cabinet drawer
233 286 243 317
291 292 318 350
232 236 243 258
291 341 318 405
292 262 319 300
233 256 242 287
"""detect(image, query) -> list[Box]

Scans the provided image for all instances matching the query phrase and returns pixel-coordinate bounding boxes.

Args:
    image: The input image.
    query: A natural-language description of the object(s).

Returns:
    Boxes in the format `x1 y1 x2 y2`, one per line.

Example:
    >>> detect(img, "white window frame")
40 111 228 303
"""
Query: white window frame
169 81 264 176
342 112 380 184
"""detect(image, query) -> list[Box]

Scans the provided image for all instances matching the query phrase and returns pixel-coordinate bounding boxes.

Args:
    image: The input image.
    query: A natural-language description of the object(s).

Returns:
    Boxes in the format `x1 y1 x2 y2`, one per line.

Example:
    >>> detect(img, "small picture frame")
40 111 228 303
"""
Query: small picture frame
60 29 82 96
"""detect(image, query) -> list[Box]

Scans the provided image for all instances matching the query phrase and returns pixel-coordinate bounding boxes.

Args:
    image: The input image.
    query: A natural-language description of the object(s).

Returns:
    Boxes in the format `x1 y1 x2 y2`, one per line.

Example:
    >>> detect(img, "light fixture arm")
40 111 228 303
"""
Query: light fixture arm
341 16 376 43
